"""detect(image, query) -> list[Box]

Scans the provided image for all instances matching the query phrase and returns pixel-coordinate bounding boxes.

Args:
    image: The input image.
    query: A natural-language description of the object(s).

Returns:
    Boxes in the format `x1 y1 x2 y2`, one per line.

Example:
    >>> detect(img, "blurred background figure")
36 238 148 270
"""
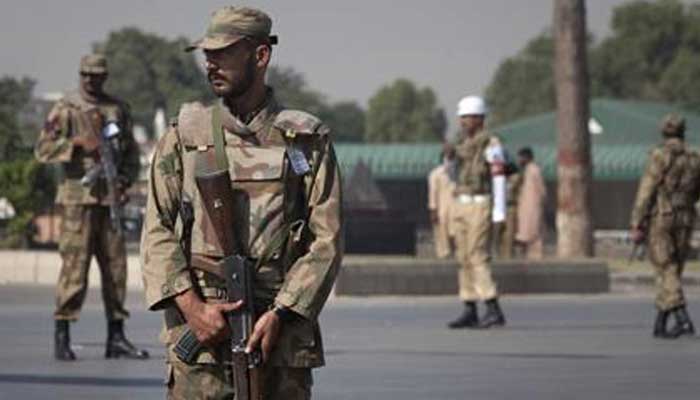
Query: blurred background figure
428 146 456 259
515 147 546 260
34 54 148 361
493 160 522 259
630 114 698 339
447 95 506 329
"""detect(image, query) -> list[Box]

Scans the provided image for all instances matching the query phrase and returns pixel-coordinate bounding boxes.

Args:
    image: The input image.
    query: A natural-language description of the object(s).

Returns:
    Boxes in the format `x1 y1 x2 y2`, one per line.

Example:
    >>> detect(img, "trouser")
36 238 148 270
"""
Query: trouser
54 204 129 321
166 358 313 400
493 207 517 258
432 220 453 259
647 216 691 311
452 198 498 301
523 238 544 260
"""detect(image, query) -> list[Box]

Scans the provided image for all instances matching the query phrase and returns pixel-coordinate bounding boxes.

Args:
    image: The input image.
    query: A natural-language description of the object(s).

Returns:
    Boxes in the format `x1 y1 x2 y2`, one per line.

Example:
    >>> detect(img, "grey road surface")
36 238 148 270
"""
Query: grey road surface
0 286 699 400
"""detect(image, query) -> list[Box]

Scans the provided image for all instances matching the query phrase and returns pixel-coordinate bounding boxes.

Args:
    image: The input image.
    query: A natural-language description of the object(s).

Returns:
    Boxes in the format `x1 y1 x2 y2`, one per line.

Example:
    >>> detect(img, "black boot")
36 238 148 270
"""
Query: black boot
448 301 479 329
54 320 76 361
105 320 150 359
652 310 672 339
668 306 695 338
479 298 506 329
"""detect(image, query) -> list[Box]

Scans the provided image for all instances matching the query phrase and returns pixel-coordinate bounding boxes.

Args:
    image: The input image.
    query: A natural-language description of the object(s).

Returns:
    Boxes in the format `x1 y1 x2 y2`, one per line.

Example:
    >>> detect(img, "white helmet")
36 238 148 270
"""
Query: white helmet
456 96 488 117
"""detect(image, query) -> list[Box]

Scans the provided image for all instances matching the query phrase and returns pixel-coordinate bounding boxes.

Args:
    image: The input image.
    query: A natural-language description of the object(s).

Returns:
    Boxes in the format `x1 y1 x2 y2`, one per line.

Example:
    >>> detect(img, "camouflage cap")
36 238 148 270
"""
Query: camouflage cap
661 113 686 137
186 6 277 52
80 54 108 74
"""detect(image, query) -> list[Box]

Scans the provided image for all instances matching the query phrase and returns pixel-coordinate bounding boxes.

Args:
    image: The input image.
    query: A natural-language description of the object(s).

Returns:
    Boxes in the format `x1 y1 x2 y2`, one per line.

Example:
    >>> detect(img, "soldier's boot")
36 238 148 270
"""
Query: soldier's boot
668 306 696 338
447 301 479 329
105 320 150 359
54 320 76 361
652 310 672 339
478 298 506 329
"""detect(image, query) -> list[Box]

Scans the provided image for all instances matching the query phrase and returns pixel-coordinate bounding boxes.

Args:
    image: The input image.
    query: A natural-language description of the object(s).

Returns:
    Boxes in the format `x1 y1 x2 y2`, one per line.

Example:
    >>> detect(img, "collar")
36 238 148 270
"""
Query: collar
219 88 280 137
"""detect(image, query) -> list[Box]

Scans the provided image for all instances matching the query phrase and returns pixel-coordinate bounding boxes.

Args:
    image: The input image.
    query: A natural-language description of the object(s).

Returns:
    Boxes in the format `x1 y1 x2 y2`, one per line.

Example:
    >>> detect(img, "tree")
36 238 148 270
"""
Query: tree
485 35 557 126
94 28 212 133
0 76 36 160
268 66 365 142
554 0 594 257
365 79 446 143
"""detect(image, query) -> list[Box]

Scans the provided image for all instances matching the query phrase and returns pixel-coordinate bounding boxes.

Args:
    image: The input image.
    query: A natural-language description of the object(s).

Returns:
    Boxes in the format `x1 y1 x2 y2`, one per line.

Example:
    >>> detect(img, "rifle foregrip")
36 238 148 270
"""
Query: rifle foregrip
173 328 204 365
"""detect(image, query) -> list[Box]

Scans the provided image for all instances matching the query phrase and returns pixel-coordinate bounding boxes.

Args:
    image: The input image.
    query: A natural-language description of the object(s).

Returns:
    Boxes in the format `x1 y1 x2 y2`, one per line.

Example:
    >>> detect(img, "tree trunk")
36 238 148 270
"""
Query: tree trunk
553 0 594 257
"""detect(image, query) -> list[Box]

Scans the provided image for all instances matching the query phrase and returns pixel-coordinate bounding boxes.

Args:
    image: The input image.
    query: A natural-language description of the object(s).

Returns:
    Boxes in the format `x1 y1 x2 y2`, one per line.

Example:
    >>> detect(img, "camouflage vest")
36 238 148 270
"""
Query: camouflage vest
176 102 327 273
455 130 495 195
55 92 129 205
655 139 700 224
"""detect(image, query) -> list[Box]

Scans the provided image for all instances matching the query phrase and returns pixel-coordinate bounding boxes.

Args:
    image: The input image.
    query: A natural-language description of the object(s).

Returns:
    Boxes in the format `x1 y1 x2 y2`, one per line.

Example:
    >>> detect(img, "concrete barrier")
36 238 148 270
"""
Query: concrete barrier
335 256 610 296
0 250 143 289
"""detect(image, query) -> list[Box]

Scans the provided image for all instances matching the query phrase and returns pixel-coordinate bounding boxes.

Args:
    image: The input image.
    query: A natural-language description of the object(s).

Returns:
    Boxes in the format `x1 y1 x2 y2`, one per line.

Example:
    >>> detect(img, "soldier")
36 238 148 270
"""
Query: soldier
631 114 699 339
446 96 506 329
428 148 456 259
515 147 546 260
140 6 343 399
35 54 148 360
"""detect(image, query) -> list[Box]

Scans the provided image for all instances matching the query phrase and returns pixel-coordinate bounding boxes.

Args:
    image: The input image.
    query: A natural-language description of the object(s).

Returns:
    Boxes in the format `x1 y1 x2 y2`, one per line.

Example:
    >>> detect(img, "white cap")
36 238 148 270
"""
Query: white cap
456 96 488 117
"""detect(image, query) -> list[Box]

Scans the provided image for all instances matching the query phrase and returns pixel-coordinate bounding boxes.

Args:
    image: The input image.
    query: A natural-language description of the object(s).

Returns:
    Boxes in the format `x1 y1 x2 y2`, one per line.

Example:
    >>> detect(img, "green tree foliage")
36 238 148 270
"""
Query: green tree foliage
485 35 556 126
268 66 365 142
365 78 446 143
486 0 700 125
94 28 212 133
0 76 36 160
0 76 56 247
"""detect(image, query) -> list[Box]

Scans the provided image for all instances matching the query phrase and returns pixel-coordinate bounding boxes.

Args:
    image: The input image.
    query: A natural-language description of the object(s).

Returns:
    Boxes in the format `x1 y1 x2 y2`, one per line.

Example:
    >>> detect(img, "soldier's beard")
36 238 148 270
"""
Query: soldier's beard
210 57 256 99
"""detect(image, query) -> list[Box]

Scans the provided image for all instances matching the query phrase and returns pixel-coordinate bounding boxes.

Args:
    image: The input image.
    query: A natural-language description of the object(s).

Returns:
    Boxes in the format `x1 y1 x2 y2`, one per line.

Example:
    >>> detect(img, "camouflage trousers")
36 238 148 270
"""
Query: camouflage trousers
647 216 691 311
452 197 498 301
166 358 313 400
54 204 129 321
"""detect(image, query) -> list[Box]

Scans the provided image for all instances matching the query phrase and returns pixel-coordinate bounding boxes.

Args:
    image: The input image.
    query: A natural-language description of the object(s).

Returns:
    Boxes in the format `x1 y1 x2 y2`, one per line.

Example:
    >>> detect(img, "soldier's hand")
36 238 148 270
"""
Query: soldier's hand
175 289 242 345
630 228 645 245
72 134 100 153
246 310 281 363
430 210 439 225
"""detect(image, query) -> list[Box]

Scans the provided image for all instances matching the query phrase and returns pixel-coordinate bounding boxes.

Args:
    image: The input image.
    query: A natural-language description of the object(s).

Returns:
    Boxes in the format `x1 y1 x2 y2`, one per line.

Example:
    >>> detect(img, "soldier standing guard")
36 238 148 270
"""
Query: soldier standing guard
35 54 148 360
140 6 343 399
631 114 699 339
446 96 506 329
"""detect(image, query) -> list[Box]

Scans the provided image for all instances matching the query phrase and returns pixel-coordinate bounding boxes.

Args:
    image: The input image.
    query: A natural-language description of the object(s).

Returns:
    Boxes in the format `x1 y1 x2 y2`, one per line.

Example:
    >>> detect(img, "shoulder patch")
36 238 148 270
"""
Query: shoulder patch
273 109 328 137
177 102 214 147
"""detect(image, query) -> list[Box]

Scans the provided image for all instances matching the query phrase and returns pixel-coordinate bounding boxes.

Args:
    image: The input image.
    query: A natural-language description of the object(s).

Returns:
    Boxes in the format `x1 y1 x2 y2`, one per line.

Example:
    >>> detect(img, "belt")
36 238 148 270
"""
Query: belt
455 194 489 204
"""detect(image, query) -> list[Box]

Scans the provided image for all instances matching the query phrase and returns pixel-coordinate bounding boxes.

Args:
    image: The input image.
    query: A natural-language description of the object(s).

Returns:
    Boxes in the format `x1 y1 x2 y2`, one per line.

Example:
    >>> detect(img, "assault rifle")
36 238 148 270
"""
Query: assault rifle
80 110 124 236
173 169 262 400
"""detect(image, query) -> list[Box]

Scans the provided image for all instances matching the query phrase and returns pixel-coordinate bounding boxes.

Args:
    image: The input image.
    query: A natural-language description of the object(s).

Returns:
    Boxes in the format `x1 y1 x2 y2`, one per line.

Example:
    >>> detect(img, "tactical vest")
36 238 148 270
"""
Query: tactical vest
176 102 327 276
655 141 700 225
54 92 128 205
455 131 495 195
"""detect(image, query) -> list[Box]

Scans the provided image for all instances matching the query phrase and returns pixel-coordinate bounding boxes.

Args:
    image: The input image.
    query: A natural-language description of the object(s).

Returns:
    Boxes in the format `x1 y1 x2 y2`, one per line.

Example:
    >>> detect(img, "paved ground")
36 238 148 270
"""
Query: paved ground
0 286 699 399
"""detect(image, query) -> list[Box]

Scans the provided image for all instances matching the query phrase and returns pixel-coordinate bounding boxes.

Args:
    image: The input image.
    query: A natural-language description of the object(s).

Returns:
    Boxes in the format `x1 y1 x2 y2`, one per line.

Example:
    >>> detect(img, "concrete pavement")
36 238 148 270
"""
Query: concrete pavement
0 285 699 399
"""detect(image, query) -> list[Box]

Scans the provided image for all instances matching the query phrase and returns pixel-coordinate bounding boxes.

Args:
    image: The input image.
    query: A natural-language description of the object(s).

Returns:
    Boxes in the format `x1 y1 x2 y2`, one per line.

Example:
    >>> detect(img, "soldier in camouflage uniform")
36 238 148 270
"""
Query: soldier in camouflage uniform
35 54 148 360
140 7 343 399
446 96 506 329
631 114 699 339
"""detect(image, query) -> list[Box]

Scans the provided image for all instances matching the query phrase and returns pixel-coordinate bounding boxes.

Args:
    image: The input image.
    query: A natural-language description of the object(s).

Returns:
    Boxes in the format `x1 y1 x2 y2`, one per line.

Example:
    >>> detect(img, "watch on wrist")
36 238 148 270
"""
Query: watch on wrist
273 304 297 323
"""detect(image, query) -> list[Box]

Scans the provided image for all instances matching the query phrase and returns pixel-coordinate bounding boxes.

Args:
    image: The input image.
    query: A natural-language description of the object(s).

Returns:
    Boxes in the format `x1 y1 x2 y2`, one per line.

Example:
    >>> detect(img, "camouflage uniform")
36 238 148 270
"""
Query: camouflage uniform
631 124 700 312
34 55 140 322
140 9 343 394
